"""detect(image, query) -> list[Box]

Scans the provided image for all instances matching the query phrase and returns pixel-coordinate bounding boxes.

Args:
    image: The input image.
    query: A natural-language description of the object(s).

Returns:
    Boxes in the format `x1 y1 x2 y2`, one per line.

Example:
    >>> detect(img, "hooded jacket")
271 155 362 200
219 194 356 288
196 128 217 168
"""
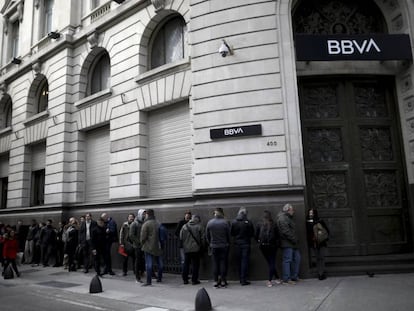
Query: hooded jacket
140 215 162 256
129 209 145 249
180 215 205 253
230 208 254 246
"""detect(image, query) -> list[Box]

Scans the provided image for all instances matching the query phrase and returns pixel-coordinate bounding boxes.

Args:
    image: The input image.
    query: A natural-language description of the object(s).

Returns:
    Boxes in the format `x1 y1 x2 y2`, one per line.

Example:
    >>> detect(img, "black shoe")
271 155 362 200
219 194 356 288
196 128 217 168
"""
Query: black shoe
318 274 327 280
213 282 220 288
141 283 151 287
109 271 115 276
241 281 251 286
122 272 127 276
83 269 88 273
192 281 201 285
183 280 189 284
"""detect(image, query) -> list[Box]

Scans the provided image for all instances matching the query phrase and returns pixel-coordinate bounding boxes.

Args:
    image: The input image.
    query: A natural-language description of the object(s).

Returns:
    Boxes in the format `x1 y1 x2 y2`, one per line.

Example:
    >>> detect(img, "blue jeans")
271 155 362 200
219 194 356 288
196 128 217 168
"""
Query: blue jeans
144 252 163 285
235 244 250 283
282 247 301 281
211 247 229 283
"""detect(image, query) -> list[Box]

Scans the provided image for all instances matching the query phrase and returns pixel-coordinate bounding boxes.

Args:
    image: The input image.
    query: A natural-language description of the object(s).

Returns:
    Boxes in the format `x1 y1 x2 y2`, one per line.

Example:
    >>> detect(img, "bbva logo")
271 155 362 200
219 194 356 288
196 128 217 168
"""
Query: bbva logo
327 38 381 55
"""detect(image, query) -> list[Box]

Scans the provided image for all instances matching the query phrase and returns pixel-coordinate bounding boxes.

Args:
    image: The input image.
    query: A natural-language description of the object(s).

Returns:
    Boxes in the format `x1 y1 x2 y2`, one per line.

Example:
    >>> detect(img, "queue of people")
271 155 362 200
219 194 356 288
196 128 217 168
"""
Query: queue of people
0 204 330 287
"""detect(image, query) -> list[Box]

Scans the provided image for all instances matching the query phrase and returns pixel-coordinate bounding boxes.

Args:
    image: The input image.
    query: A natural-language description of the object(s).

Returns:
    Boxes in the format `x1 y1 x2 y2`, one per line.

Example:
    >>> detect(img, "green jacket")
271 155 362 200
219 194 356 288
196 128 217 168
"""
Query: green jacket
180 219 205 253
140 216 162 256
276 211 298 248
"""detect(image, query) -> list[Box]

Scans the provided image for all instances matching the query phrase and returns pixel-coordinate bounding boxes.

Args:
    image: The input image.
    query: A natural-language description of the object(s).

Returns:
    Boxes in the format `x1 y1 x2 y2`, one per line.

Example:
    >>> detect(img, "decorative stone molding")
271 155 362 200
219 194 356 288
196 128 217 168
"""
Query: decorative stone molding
3 16 8 34
0 82 6 95
151 0 166 12
87 31 99 49
32 62 42 76
17 1 24 22
34 0 40 9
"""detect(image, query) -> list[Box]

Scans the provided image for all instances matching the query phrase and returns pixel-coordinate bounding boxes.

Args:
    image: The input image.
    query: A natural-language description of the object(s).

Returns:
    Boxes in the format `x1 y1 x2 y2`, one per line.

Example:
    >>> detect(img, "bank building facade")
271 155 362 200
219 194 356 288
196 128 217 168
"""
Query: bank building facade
1 0 414 278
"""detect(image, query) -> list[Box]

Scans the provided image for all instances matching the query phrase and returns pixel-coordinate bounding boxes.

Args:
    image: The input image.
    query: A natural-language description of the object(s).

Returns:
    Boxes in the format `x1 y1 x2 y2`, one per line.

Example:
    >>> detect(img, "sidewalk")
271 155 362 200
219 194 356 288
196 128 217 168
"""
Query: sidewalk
3 264 414 311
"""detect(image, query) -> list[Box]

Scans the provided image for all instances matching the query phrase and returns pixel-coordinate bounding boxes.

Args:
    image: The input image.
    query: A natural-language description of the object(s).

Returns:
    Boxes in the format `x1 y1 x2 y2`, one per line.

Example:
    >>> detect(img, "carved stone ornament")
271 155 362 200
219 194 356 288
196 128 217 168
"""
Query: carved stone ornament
0 82 6 95
32 62 42 76
151 0 166 12
87 31 99 49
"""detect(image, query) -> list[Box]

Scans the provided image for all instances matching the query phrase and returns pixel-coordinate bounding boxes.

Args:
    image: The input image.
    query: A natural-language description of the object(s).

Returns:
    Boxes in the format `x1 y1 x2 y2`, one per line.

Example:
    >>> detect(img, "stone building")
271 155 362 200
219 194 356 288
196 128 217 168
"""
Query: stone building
1 0 414 278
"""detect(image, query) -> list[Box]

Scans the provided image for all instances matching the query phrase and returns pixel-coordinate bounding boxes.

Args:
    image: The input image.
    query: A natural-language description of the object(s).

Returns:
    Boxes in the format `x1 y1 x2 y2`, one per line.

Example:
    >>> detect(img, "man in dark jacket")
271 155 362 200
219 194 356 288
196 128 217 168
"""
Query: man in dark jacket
91 218 107 276
276 203 301 285
231 207 254 286
24 219 38 264
39 219 56 267
180 214 205 285
101 213 117 275
129 209 146 283
206 207 231 288
140 209 162 286
79 213 97 273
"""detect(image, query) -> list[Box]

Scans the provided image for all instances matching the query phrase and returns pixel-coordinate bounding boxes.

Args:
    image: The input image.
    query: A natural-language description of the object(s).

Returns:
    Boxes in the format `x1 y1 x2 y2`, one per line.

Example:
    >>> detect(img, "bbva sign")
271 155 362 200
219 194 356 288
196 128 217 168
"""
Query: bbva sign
295 34 412 61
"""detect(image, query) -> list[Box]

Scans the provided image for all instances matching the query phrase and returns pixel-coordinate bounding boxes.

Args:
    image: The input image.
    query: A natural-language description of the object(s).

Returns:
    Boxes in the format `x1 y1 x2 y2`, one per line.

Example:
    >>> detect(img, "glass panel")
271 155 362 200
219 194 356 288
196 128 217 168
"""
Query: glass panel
90 53 110 95
364 170 399 207
37 80 49 112
44 0 54 36
11 21 19 58
310 172 348 209
308 128 344 162
5 98 12 128
302 85 339 119
164 18 184 64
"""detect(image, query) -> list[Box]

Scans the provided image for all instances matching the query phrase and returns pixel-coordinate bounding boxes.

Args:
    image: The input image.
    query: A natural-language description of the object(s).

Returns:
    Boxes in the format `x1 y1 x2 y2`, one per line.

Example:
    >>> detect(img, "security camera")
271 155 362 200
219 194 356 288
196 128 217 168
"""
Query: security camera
219 40 231 57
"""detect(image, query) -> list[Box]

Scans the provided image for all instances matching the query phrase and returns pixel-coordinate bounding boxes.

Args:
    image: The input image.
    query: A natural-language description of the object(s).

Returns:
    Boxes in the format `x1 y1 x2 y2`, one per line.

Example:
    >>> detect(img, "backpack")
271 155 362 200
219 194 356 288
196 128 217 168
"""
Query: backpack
313 222 329 244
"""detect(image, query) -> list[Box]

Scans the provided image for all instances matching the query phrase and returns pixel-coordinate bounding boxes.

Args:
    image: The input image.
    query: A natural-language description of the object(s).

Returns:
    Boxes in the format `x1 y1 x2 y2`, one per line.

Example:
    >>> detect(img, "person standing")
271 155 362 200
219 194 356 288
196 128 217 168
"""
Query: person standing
129 209 146 283
119 213 135 276
206 207 231 288
54 221 66 267
101 213 117 275
231 207 254 286
306 208 329 280
2 230 20 277
174 210 192 268
256 210 281 287
79 213 97 273
140 209 163 286
277 203 301 285
39 219 56 267
65 217 79 272
180 214 205 285
24 219 38 264
91 218 107 276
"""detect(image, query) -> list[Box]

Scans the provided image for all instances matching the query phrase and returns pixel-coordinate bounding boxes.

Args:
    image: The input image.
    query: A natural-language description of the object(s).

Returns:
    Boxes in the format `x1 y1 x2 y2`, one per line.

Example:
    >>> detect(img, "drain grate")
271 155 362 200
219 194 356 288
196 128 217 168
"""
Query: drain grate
37 280 80 288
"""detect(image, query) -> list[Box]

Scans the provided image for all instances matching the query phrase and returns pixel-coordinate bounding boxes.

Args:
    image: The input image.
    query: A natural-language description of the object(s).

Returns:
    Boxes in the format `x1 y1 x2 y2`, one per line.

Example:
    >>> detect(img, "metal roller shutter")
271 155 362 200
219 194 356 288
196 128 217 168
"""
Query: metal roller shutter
148 101 192 198
85 126 110 202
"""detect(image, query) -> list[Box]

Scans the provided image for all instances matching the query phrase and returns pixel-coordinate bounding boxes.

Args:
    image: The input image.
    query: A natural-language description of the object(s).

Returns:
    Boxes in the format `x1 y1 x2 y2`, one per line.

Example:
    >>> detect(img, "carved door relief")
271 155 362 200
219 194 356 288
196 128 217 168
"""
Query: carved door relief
299 77 410 256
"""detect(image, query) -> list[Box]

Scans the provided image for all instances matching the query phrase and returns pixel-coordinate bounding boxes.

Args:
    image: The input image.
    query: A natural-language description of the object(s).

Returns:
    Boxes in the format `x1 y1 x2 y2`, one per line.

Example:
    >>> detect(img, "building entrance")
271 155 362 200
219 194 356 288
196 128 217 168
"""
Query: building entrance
299 76 411 257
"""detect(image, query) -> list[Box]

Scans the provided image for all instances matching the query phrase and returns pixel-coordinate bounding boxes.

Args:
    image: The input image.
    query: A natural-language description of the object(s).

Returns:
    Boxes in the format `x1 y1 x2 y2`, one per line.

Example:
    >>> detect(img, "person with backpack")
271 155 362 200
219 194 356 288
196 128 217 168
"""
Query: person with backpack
255 210 281 287
306 208 330 280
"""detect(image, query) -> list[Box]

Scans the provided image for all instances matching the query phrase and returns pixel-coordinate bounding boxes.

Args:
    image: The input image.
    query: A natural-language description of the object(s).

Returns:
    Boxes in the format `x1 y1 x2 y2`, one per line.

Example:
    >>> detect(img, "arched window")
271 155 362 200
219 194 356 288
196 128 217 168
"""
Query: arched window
0 96 12 129
88 52 110 96
293 0 386 34
150 16 186 70
36 79 49 113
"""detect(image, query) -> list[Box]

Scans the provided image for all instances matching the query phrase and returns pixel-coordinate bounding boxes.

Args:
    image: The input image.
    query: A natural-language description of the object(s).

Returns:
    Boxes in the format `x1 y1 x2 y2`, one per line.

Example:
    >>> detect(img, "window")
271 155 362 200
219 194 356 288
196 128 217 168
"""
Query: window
36 79 49 113
150 16 186 69
88 52 110 96
91 0 100 10
42 0 54 37
31 169 45 206
0 96 12 129
0 177 7 209
10 20 19 59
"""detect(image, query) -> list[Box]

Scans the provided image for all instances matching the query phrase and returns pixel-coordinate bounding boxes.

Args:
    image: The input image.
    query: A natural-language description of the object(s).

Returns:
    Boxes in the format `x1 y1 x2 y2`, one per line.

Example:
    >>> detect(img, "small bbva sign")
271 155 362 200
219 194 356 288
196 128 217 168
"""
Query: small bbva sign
210 124 262 139
295 34 413 61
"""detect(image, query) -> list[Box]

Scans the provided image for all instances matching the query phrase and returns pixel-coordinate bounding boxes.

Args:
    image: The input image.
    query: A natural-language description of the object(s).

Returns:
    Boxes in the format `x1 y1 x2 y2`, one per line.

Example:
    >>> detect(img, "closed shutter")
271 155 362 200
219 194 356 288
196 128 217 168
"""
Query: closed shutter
148 101 192 198
31 142 46 171
0 154 9 178
85 126 110 202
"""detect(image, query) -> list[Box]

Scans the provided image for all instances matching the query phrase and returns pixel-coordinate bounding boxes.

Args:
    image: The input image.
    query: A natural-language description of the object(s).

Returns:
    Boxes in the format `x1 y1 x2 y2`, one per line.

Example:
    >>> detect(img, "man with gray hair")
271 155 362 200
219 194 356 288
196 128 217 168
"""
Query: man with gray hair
231 207 254 286
276 203 301 285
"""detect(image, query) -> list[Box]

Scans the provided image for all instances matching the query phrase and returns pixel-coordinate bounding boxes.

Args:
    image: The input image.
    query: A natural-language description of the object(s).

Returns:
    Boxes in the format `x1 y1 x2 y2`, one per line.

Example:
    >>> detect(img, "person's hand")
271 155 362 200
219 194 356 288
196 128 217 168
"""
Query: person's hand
92 249 97 255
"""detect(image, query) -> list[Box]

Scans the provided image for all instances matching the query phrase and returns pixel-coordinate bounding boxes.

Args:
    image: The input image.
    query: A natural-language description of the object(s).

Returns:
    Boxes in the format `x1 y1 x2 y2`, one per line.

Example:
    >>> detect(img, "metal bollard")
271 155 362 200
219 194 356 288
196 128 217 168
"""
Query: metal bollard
89 275 103 293
195 287 212 311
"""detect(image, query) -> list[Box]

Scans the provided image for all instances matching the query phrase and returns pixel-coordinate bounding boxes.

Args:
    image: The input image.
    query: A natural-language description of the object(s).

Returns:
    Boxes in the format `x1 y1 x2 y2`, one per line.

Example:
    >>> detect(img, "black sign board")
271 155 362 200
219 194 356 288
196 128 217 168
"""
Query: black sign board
295 34 413 61
210 124 262 139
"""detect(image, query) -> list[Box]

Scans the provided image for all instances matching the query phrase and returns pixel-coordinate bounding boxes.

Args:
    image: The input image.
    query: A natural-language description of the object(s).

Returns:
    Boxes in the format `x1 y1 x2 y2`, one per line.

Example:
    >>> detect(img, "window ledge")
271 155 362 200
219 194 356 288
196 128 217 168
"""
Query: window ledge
75 88 112 108
23 110 49 126
135 57 190 85
0 126 12 136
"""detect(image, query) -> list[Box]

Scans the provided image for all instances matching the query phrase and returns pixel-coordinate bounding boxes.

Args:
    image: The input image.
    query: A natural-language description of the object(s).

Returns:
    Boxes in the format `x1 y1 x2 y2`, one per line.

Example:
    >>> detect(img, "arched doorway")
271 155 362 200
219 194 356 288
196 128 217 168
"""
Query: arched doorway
293 0 412 258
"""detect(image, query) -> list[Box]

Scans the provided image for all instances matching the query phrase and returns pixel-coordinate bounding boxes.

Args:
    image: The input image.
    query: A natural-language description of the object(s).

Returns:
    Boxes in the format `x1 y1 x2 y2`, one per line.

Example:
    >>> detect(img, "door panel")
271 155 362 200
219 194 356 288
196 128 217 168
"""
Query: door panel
299 76 409 256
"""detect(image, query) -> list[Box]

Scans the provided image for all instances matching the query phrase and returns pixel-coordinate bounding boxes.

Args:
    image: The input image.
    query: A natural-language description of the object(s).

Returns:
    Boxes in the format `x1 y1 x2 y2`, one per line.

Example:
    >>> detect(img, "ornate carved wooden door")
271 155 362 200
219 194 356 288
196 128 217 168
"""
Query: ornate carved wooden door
299 76 410 256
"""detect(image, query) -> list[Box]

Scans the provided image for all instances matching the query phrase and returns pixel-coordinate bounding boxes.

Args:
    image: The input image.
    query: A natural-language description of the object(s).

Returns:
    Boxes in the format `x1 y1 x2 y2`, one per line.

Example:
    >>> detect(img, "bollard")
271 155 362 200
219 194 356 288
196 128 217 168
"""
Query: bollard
3 265 14 279
89 275 103 293
195 287 212 311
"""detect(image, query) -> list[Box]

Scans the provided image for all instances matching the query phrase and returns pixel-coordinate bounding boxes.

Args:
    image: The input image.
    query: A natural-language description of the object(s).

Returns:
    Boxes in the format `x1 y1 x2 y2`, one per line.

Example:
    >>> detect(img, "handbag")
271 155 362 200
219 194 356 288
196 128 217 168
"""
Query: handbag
118 245 128 257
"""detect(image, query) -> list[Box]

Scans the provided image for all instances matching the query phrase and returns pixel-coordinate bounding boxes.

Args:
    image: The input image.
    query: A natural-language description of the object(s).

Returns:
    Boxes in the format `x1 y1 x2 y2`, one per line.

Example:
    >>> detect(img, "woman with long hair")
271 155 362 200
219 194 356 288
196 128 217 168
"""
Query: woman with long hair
255 210 281 287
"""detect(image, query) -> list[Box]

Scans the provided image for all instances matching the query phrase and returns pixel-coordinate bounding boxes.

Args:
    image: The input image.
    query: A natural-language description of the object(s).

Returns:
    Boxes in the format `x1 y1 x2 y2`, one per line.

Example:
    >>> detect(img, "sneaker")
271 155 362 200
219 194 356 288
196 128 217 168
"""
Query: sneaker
213 282 220 288
141 283 151 287
274 279 282 285
266 281 273 288
241 281 251 286
192 281 201 285
183 280 189 285
318 274 327 280
282 280 297 285
135 279 142 283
